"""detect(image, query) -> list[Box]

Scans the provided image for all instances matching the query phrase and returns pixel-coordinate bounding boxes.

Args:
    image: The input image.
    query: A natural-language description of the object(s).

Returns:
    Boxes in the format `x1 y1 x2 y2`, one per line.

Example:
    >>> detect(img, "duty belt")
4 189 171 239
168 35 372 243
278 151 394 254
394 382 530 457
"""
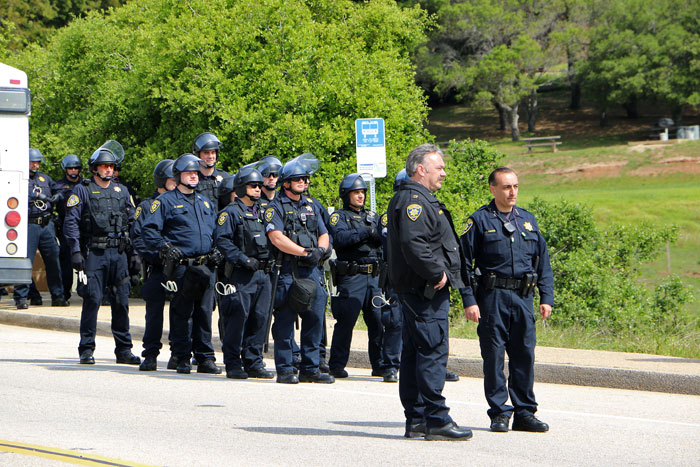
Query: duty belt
482 275 525 290
180 255 210 267
335 260 379 276
29 215 51 226
88 237 122 249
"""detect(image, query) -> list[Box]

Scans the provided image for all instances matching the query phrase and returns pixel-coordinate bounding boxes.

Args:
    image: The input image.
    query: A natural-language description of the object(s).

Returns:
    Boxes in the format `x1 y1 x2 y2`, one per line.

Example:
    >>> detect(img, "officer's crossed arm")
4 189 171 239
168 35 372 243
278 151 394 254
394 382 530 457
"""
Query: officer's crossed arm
267 230 308 257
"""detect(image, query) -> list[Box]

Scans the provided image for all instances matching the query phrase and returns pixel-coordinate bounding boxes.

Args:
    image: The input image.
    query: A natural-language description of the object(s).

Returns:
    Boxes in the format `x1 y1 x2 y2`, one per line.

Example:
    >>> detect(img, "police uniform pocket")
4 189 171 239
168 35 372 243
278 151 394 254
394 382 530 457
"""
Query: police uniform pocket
413 317 444 351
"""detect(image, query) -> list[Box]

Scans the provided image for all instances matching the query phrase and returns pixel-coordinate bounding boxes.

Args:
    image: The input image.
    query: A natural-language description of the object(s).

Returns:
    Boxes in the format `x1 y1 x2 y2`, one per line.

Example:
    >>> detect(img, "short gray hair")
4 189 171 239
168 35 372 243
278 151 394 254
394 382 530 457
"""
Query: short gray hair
406 143 444 177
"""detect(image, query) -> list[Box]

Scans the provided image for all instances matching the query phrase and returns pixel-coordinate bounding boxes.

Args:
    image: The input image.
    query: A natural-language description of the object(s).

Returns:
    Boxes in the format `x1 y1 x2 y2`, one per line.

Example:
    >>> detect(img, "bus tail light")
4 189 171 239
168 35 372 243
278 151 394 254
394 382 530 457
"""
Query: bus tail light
7 229 18 240
5 210 21 227
7 197 19 209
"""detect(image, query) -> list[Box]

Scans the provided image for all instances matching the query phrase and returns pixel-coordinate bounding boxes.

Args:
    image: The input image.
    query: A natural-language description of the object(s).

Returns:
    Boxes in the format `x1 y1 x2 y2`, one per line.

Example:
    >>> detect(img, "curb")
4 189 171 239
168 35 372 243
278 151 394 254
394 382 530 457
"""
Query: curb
2 310 698 395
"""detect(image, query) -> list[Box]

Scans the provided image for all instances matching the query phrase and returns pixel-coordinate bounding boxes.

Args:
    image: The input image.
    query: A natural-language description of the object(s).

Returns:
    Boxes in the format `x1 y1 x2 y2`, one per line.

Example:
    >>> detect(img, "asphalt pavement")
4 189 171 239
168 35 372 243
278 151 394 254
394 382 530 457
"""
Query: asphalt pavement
0 294 698 395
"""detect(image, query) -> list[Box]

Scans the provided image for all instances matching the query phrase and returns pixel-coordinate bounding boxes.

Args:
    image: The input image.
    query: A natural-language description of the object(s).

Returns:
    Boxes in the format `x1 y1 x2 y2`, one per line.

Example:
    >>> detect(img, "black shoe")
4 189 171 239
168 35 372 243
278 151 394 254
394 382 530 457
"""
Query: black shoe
197 359 222 374
247 367 274 379
79 349 95 365
277 371 299 384
101 296 111 306
299 371 335 384
371 368 383 377
191 357 199 366
445 370 460 382
51 298 69 307
404 421 426 439
319 360 330 374
139 355 157 371
177 360 192 374
226 368 248 379
330 368 348 379
512 415 549 432
382 369 398 383
425 422 473 441
30 297 43 306
167 356 179 370
116 350 141 365
15 299 28 310
490 414 510 432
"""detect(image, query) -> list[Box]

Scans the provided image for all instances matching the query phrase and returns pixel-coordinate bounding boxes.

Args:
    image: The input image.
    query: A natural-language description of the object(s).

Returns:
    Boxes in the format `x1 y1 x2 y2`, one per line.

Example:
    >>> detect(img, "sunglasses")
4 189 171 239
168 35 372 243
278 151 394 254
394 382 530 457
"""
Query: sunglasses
264 172 278 178
248 183 262 189
290 176 309 183
97 164 114 170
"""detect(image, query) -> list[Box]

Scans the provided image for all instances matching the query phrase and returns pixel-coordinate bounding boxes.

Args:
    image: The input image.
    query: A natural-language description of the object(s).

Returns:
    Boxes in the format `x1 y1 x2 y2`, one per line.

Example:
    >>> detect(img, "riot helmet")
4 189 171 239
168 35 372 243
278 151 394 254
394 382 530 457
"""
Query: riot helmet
172 153 202 189
297 152 319 175
61 154 82 171
218 175 235 205
233 165 264 199
153 159 175 189
279 159 309 195
99 140 125 171
256 156 283 190
88 148 118 181
192 132 221 168
29 148 44 163
393 168 409 192
339 173 367 208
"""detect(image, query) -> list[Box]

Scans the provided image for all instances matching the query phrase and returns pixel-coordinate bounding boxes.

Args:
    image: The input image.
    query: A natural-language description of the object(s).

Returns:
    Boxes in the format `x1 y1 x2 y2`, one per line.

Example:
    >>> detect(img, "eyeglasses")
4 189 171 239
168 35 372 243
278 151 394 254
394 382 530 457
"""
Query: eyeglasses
97 164 114 170
289 176 309 183
248 183 262 189
264 172 278 178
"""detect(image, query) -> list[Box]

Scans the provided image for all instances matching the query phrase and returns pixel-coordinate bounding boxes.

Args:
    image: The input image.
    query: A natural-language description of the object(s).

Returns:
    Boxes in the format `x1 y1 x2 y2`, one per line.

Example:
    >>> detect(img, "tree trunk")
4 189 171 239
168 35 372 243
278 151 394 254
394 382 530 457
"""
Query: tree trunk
569 81 581 110
509 104 521 141
526 90 538 133
493 99 507 131
672 105 684 126
624 97 639 118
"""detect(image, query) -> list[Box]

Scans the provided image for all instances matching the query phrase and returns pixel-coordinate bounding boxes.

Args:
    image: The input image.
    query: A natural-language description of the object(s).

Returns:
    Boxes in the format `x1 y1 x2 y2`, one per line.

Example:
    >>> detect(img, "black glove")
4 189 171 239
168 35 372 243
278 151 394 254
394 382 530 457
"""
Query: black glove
321 247 332 262
36 192 49 202
71 252 85 271
302 247 323 267
208 247 224 267
129 255 142 276
50 193 62 204
366 225 380 242
159 242 184 262
243 257 260 271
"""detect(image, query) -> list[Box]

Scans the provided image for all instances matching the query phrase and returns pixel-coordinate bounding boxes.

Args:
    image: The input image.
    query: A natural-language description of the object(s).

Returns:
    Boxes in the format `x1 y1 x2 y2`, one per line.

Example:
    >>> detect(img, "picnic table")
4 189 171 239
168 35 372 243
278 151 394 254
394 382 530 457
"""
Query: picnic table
522 135 562 153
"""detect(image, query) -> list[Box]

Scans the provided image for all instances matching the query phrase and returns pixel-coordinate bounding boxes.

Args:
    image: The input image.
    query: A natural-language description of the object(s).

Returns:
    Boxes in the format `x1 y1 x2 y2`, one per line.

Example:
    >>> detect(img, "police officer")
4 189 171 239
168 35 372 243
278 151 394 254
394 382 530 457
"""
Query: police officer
256 155 282 210
63 147 140 365
55 154 84 303
460 167 553 433
215 166 275 380
132 159 176 371
192 132 229 207
141 153 223 375
264 158 334 384
386 143 472 441
327 174 385 379
14 148 67 309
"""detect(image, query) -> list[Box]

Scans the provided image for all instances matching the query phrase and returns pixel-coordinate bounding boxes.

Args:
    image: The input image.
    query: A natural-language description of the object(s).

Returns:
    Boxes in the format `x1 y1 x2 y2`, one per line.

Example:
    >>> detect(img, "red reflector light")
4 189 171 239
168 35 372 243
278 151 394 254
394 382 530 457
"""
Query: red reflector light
7 229 17 240
10 79 21 85
5 211 21 227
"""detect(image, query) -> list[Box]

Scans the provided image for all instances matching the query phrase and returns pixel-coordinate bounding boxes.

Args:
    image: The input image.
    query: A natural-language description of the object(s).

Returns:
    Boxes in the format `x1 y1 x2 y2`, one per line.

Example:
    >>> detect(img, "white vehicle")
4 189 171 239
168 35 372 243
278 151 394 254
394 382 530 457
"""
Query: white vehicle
0 62 33 286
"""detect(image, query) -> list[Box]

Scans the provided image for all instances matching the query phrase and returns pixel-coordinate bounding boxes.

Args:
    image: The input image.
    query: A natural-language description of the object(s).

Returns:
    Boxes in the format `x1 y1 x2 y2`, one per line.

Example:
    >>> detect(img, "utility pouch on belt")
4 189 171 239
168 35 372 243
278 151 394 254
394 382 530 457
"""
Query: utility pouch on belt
520 273 538 297
288 262 317 315
329 260 338 288
378 261 388 291
484 273 496 291
163 256 177 279
181 264 211 300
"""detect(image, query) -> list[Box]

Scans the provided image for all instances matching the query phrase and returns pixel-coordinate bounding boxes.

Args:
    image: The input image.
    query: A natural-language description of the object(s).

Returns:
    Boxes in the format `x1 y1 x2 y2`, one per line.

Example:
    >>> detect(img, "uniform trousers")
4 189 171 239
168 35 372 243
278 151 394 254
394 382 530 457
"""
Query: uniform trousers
14 221 63 301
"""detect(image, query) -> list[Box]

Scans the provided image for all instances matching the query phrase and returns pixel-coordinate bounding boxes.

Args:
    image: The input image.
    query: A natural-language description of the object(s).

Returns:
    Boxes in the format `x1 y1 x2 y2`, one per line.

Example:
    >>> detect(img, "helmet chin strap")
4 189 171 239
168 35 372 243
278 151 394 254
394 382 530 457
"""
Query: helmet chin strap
263 182 276 191
98 174 112 181
247 193 260 201
180 181 198 189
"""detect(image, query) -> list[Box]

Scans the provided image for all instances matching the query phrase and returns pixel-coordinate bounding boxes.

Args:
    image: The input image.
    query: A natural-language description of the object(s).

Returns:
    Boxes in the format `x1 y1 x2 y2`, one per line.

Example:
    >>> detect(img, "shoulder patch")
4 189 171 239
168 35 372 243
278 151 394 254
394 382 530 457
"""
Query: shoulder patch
134 206 142 220
329 212 340 226
150 200 161 214
463 218 474 235
218 212 228 226
264 208 275 222
203 200 210 209
67 194 80 207
406 204 422 221
380 213 388 227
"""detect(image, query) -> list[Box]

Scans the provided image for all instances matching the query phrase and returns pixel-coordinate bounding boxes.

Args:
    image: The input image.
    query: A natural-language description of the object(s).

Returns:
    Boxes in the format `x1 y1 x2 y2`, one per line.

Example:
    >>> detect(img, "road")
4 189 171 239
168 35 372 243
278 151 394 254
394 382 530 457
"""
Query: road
1 324 699 466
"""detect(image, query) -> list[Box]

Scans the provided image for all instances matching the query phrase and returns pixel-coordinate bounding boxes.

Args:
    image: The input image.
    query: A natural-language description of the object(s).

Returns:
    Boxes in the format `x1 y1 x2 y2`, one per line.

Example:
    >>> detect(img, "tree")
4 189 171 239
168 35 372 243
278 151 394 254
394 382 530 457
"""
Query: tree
9 0 432 206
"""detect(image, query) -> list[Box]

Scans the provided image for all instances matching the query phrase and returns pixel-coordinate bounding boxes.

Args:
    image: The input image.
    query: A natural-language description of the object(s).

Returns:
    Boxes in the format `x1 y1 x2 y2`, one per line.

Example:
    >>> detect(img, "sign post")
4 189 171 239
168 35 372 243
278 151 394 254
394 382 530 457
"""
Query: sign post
355 118 386 213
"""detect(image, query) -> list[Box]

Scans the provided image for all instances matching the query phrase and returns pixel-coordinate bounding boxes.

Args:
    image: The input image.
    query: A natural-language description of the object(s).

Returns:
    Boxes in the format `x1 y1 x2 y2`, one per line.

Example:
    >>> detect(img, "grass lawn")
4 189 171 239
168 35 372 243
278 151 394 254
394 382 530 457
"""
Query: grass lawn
427 91 700 357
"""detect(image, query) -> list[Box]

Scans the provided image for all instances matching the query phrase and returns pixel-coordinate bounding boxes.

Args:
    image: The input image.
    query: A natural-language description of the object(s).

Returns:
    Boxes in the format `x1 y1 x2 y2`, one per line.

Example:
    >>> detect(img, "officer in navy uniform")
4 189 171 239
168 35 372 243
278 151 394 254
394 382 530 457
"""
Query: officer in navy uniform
55 154 83 304
386 143 472 441
132 159 176 371
215 166 275 380
256 155 282 211
327 174 384 379
14 148 67 309
63 147 140 365
192 132 229 207
264 158 334 384
460 167 553 433
141 153 223 375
